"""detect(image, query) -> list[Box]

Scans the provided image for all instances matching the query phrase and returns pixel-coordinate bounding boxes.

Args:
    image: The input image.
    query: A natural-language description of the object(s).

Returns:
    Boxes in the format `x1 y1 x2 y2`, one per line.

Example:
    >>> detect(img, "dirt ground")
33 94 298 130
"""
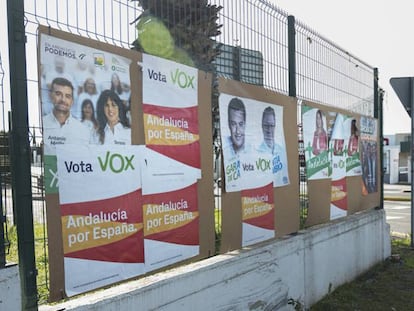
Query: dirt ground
311 236 414 311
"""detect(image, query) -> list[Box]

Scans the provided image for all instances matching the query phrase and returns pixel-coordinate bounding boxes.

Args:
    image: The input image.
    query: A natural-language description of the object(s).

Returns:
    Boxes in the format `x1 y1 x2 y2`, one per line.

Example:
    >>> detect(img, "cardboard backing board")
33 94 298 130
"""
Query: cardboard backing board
218 78 299 253
38 25 214 300
301 100 380 227
347 176 363 214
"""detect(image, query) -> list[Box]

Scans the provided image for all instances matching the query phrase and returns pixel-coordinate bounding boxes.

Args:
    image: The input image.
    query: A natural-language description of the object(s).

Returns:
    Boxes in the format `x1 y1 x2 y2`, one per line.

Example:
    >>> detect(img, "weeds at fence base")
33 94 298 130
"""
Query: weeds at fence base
311 235 414 310
7 224 49 304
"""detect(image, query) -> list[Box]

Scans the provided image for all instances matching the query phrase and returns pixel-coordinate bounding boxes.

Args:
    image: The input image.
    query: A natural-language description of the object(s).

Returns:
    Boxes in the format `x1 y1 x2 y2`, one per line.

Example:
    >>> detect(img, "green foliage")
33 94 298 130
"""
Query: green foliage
311 236 414 310
136 14 175 59
131 0 222 71
214 208 221 254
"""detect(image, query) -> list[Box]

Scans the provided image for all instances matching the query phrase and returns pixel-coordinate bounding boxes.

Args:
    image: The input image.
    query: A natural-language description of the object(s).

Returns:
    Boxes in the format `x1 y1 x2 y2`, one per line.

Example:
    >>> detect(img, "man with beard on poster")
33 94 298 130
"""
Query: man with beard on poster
42 77 91 155
257 106 289 186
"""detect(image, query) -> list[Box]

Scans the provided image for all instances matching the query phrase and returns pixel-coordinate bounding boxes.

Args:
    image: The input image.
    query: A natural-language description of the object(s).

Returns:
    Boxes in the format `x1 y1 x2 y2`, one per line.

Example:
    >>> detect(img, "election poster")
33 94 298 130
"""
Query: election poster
142 54 200 179
142 173 199 272
302 105 330 180
344 116 362 176
360 116 378 194
241 183 275 247
219 93 289 192
39 32 132 194
56 144 145 297
329 113 347 220
140 142 200 195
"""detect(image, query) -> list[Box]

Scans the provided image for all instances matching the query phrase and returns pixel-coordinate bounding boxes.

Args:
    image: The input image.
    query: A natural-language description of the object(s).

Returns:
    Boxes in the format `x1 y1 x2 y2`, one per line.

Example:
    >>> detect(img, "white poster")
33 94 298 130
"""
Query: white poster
39 33 132 194
142 54 201 178
219 93 289 192
56 144 145 297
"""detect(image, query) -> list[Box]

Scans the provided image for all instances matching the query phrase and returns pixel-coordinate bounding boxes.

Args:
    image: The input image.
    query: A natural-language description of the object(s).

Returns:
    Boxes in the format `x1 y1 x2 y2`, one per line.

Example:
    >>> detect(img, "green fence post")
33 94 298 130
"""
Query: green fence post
0 176 4 267
7 0 38 310
374 68 384 209
288 15 296 98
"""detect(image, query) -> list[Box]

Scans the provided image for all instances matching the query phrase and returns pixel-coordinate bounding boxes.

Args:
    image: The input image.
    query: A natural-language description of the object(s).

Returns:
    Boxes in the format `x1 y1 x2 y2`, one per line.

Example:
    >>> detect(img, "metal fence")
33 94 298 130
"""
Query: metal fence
1 0 378 307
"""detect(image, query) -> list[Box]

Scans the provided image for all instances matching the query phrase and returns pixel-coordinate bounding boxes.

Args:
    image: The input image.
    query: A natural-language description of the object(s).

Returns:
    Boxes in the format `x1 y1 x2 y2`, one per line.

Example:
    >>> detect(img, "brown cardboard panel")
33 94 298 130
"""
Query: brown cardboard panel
45 193 65 302
360 133 381 210
305 180 331 226
269 93 300 237
38 25 216 299
347 176 363 214
218 78 300 251
301 101 380 223
130 55 145 145
197 71 216 258
220 190 243 253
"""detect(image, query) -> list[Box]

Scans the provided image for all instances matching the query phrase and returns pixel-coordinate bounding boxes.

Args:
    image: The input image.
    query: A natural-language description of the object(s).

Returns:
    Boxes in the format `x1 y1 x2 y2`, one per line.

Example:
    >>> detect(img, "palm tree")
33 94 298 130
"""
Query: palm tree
131 0 223 145
131 0 222 72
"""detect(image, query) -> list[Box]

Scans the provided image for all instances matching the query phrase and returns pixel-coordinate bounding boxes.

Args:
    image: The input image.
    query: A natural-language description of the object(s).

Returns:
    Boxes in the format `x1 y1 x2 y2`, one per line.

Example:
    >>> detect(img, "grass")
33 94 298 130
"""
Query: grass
215 208 222 254
311 235 414 310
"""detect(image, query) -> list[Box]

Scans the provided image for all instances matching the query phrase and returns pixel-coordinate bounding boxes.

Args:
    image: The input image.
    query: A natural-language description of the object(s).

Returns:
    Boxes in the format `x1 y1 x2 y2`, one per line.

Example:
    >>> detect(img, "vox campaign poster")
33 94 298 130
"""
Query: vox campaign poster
39 32 132 194
360 116 378 194
302 105 330 180
344 116 362 176
142 54 200 178
241 183 275 247
219 93 289 192
56 145 144 296
142 177 199 272
140 147 200 195
329 113 347 220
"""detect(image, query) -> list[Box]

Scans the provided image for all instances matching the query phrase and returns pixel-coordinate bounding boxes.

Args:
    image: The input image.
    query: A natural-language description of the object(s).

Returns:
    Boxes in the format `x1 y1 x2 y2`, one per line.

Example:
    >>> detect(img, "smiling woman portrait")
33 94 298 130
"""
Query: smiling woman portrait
95 89 131 145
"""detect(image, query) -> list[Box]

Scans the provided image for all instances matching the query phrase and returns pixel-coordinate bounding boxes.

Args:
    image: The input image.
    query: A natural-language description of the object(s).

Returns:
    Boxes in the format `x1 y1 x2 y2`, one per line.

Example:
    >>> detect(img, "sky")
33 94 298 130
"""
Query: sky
270 0 413 135
0 0 412 135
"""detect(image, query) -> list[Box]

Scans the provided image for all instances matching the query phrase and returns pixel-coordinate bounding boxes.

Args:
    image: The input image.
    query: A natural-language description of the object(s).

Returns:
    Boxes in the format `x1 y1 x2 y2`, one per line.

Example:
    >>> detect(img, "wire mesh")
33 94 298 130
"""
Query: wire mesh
0 53 6 268
212 0 290 94
295 20 374 116
0 0 377 303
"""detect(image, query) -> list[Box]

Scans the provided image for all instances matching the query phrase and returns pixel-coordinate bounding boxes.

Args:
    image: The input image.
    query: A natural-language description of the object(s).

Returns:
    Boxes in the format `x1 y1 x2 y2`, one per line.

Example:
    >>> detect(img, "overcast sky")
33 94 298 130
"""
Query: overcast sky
0 1 412 135
270 0 413 135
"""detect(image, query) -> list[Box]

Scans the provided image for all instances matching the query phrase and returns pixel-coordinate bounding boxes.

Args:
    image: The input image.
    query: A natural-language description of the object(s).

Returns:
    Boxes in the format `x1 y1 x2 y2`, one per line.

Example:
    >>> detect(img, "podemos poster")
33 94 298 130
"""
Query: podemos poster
39 33 132 194
301 105 330 180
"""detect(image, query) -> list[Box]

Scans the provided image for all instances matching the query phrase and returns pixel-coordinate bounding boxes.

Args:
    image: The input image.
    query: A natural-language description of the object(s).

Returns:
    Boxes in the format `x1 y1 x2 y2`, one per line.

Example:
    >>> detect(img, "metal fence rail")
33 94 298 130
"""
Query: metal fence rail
0 54 6 268
295 19 374 116
1 0 377 306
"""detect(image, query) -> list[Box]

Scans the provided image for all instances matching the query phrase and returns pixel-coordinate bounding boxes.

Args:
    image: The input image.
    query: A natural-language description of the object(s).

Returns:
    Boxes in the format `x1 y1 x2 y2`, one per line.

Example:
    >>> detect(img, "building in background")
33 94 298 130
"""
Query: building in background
384 133 411 184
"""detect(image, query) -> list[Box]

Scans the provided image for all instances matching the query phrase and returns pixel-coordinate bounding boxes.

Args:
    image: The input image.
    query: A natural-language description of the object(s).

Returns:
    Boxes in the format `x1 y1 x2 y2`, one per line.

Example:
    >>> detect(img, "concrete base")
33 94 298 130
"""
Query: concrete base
0 264 21 310
39 208 390 311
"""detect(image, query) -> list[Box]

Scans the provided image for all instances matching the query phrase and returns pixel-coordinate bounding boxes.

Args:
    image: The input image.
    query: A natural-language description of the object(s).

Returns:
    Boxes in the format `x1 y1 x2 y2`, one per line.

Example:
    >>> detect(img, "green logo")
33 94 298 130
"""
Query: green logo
98 151 135 173
170 68 195 89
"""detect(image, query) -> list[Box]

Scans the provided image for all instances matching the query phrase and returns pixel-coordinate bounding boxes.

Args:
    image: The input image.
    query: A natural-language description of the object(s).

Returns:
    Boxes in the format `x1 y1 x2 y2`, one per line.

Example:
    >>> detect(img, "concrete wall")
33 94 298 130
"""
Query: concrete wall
0 264 21 310
37 208 390 311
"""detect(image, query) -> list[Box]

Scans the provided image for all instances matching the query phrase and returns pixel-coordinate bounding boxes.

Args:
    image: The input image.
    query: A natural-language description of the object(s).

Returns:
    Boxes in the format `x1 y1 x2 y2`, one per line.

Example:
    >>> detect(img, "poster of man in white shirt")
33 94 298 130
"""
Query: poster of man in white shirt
42 77 91 156
219 93 288 192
